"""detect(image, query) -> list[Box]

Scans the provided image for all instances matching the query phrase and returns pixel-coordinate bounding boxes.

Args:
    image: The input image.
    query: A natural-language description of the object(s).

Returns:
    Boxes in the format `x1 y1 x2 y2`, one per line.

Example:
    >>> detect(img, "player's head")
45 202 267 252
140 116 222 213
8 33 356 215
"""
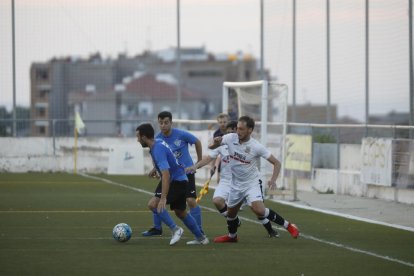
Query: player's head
226 120 237 134
237 116 254 142
216 113 229 132
157 111 173 135
136 123 154 148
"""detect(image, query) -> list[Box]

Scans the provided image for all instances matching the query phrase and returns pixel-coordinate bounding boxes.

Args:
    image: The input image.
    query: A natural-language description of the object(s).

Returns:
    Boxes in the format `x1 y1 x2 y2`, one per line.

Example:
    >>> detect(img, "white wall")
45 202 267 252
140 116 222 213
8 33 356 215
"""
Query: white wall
1 138 412 204
0 137 143 173
310 144 414 204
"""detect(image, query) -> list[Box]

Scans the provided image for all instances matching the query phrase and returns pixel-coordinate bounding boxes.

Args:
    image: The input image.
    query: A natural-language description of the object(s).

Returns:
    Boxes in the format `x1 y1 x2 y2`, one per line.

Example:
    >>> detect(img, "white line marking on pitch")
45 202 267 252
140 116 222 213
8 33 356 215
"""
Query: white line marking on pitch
0 210 148 213
80 173 414 269
271 199 414 233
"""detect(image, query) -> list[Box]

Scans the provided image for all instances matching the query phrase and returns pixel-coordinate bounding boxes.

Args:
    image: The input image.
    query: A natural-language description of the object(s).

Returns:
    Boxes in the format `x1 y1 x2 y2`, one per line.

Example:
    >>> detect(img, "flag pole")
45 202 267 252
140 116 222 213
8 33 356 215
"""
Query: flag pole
74 126 78 174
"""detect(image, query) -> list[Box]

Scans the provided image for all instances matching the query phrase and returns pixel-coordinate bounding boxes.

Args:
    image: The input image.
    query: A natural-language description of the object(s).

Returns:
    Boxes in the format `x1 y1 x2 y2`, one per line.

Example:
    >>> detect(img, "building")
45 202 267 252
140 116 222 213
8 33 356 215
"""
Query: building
288 104 337 124
30 47 260 136
68 73 208 136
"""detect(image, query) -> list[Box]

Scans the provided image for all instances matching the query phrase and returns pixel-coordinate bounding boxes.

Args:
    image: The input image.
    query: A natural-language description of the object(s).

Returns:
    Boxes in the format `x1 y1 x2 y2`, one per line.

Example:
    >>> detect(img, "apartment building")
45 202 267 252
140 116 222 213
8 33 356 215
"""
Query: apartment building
30 47 260 136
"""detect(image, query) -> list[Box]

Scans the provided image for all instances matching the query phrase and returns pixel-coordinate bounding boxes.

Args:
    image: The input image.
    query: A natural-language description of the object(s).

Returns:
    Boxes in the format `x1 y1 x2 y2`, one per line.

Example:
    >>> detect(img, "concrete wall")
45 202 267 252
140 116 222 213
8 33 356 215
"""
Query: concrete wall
1 138 412 204
0 137 139 173
309 144 414 204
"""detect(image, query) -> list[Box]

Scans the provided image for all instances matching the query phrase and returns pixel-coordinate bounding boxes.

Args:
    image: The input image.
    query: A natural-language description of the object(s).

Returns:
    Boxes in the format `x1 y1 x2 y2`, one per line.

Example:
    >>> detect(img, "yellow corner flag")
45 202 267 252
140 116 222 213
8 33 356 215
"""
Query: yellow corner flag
74 111 85 134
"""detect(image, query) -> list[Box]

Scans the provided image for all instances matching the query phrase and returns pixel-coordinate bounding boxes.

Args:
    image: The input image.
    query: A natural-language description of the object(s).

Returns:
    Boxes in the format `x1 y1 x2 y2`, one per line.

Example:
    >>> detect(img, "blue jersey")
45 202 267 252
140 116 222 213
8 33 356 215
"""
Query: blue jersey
156 128 198 168
150 139 188 182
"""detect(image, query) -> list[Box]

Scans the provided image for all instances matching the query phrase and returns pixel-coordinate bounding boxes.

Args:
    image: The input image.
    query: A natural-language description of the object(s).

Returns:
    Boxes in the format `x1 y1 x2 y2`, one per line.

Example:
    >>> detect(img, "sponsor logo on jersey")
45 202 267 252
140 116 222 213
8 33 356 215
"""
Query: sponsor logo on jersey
174 139 182 147
174 151 183 159
230 152 251 164
234 151 246 161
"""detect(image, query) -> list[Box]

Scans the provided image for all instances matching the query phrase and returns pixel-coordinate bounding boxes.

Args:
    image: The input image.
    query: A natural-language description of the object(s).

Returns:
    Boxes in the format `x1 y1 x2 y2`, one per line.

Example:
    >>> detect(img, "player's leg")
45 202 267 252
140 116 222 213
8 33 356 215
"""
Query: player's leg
213 196 227 216
245 181 279 238
250 199 299 239
212 181 231 217
141 196 163 236
142 182 176 237
170 180 208 245
186 173 204 233
213 188 243 243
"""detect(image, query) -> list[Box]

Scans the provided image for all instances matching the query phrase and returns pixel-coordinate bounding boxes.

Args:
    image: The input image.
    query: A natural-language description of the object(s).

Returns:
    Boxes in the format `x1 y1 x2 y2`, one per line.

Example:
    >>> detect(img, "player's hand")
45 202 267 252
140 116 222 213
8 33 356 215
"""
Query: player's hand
209 136 223 149
157 198 167 213
148 168 159 179
213 136 222 145
268 180 276 189
185 165 196 174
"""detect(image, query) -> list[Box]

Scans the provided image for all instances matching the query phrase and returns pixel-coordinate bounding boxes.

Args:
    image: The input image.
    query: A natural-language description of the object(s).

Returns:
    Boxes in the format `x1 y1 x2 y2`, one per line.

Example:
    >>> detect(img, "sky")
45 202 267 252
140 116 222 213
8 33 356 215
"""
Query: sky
0 0 411 122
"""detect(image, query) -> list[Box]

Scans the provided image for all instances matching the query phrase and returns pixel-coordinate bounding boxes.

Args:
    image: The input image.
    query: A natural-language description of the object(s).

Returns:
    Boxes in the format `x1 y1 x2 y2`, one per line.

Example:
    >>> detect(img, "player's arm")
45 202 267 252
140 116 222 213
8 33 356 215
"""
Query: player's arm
157 169 170 213
192 155 214 171
266 154 281 189
194 139 203 163
214 155 221 182
214 155 221 169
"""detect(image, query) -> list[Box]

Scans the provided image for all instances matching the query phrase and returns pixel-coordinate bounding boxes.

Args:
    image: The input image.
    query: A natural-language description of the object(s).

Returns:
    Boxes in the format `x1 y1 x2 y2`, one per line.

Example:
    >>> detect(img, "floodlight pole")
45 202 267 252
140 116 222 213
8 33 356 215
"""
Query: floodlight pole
176 0 182 119
326 0 331 124
365 0 370 125
12 0 17 137
292 0 297 122
410 0 414 137
260 0 264 80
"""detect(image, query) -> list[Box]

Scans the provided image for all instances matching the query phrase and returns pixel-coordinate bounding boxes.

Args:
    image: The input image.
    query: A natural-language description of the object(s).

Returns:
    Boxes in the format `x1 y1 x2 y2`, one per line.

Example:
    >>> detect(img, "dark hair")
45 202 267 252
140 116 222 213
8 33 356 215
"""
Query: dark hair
226 120 237 130
136 123 154 139
158 111 172 121
238 116 255 130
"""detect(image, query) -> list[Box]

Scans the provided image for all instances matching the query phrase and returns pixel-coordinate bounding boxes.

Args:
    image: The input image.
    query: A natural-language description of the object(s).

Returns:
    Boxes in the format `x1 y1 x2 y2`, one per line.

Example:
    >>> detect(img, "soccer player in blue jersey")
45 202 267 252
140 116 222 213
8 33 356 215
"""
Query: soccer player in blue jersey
136 123 208 245
141 111 205 243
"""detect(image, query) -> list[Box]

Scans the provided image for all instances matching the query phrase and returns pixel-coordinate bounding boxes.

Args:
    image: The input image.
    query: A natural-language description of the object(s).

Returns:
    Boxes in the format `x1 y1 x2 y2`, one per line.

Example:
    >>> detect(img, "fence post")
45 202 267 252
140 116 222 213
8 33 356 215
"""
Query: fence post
336 127 341 194
292 174 298 201
52 119 56 156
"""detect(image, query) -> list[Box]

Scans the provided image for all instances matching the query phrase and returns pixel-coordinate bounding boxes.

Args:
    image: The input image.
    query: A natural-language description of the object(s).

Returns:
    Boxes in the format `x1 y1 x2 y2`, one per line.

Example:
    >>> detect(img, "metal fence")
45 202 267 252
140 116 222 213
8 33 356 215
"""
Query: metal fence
1 118 413 140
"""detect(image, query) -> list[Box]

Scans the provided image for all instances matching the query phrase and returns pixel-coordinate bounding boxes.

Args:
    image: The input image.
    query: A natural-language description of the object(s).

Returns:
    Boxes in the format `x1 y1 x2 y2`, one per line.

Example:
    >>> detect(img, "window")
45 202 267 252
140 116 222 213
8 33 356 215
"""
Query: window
244 70 250 80
36 69 49 81
39 89 49 99
38 126 46 134
37 108 46 117
188 70 222 77
139 102 153 116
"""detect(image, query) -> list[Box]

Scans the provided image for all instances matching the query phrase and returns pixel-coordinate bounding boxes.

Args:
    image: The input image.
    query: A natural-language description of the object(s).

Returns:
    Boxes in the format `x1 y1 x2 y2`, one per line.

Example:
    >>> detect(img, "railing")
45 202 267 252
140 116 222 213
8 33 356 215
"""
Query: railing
1 118 413 140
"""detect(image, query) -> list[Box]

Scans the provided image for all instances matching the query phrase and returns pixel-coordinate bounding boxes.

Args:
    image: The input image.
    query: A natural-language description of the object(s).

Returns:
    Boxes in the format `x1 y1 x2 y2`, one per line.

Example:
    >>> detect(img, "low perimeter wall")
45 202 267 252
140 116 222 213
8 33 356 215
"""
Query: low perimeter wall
0 137 413 204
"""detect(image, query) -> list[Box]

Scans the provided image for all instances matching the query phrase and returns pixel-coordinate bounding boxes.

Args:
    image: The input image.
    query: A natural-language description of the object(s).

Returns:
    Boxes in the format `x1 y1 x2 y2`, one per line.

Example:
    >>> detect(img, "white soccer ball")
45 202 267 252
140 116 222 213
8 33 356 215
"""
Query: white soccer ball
112 223 132 242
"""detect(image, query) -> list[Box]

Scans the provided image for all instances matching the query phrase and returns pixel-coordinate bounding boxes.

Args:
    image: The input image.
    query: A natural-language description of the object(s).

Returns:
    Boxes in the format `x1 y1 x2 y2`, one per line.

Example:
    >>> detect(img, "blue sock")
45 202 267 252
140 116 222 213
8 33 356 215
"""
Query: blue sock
152 209 162 230
157 209 177 230
190 205 203 233
182 214 203 239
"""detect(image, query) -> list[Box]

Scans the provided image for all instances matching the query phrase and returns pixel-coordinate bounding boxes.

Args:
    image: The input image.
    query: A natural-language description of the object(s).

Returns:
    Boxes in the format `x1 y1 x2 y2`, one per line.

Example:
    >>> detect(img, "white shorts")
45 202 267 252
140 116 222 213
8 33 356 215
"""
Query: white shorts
213 179 231 201
227 179 264 208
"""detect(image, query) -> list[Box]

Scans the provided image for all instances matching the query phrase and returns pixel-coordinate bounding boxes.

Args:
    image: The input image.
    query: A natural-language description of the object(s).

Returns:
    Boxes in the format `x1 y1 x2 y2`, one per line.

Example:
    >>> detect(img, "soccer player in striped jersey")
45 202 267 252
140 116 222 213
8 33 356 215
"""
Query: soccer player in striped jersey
209 116 300 242
189 121 279 237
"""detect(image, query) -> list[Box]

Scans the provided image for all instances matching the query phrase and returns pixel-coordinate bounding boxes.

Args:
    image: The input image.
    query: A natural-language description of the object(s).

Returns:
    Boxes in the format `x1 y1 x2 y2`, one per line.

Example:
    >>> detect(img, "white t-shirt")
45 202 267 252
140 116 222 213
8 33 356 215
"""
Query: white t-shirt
221 133 271 189
208 145 231 182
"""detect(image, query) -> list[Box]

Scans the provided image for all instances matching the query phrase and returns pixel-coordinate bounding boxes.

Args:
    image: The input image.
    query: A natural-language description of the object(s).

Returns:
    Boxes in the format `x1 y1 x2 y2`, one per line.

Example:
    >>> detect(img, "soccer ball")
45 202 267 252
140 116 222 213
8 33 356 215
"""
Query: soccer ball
112 223 132 242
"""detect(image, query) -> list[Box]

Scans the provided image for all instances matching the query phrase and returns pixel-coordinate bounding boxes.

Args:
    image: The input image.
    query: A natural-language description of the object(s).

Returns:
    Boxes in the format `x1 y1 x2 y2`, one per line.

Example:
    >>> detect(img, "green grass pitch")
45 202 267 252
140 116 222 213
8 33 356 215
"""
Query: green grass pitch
0 173 413 275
